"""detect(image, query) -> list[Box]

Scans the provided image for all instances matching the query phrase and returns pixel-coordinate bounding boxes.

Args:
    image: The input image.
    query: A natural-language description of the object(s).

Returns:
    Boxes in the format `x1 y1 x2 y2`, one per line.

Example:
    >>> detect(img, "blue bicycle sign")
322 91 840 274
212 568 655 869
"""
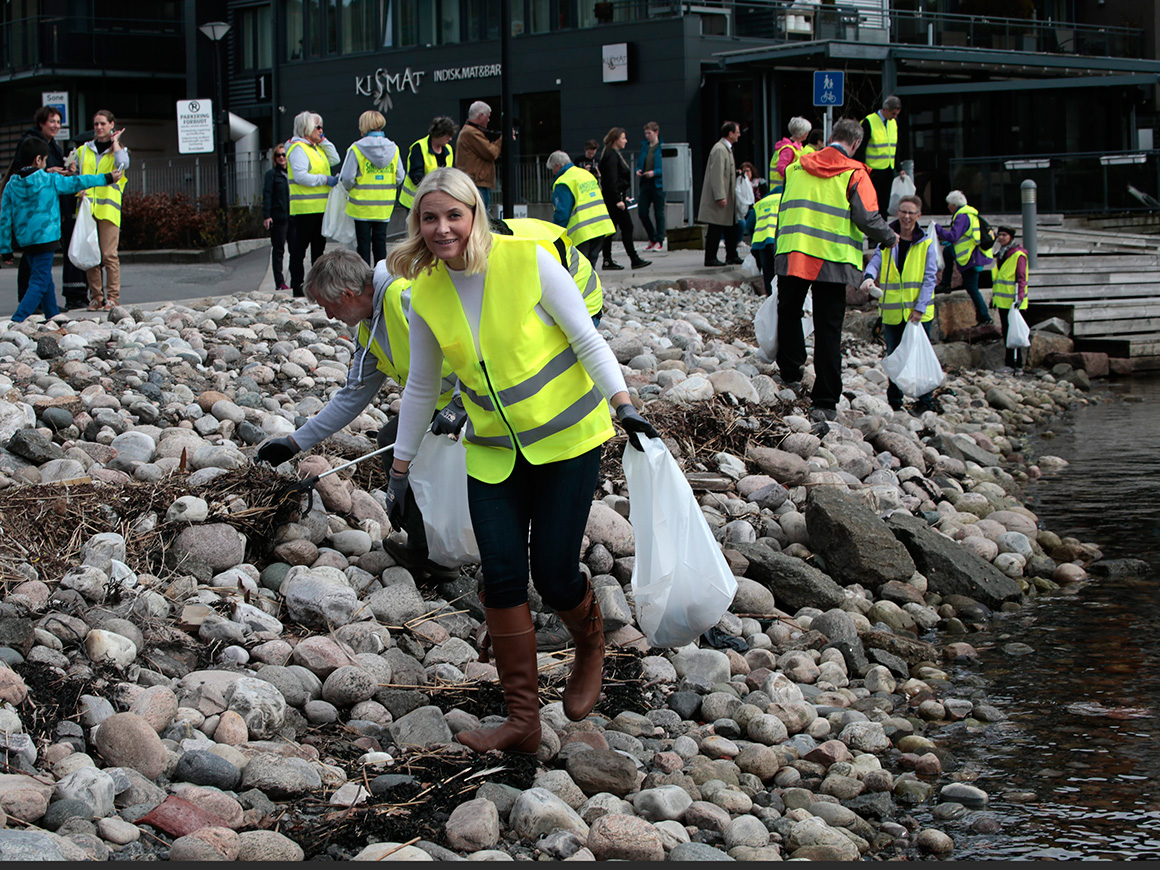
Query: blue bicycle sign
813 71 844 107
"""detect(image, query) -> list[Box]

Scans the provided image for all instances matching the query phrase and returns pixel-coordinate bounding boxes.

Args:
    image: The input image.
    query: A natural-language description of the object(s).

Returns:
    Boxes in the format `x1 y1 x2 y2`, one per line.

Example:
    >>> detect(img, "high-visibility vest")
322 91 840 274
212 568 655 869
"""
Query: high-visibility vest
502 217 603 319
992 248 1029 310
287 140 332 215
78 145 127 225
750 193 781 249
951 205 983 267
345 144 398 221
553 165 615 246
878 234 935 325
410 236 614 484
355 274 457 407
768 141 801 191
863 113 897 170
774 162 863 269
399 136 452 209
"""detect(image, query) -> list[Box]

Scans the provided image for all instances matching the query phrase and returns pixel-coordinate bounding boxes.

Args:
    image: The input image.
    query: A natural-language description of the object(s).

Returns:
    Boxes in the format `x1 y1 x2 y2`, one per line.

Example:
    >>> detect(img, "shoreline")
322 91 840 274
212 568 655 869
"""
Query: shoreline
0 286 1141 861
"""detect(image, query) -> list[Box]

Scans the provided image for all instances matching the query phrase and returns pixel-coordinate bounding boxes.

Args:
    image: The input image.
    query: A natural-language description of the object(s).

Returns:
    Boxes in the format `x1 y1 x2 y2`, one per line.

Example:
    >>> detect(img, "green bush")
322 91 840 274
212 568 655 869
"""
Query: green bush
120 192 266 250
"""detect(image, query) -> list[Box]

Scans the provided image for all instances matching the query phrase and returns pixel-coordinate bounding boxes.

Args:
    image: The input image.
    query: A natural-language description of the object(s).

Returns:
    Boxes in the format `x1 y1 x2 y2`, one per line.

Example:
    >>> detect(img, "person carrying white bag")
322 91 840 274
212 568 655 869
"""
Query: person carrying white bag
991 225 1031 371
861 194 942 413
254 248 466 578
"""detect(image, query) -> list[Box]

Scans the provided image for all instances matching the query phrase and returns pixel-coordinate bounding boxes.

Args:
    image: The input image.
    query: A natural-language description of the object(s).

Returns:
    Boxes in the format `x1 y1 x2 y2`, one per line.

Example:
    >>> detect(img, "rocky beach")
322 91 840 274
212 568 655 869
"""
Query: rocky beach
0 280 1130 862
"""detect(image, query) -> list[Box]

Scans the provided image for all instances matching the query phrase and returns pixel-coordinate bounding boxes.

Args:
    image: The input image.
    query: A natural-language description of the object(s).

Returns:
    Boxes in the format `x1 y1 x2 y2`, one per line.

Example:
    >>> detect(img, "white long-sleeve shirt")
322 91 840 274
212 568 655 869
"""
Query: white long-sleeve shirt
287 136 340 186
394 245 627 464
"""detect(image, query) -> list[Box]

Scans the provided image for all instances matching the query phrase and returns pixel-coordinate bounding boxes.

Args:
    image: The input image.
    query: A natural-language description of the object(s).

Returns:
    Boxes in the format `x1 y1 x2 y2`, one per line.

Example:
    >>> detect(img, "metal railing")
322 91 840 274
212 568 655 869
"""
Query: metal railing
126 153 265 209
0 15 184 74
949 150 1160 215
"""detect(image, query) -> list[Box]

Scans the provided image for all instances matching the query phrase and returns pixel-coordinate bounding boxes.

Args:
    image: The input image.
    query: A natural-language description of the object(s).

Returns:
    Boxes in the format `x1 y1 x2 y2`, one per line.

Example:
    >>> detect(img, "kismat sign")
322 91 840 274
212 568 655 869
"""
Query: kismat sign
356 64 503 112
602 43 628 83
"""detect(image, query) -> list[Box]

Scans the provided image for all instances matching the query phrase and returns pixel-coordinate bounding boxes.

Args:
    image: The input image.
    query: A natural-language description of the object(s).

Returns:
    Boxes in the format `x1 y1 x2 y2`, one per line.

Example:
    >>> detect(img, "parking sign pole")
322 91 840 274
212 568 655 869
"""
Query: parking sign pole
825 106 832 146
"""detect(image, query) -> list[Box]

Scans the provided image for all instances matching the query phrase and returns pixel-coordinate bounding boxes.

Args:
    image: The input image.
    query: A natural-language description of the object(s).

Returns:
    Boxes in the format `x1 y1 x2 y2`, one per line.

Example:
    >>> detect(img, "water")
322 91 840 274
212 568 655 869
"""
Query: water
915 377 1160 860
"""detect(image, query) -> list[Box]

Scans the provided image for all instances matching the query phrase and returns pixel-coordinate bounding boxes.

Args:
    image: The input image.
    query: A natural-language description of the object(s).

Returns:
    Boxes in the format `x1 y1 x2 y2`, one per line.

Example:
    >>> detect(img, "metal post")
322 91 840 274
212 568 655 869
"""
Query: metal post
824 105 832 146
1021 179 1037 269
213 39 228 215
500 0 513 219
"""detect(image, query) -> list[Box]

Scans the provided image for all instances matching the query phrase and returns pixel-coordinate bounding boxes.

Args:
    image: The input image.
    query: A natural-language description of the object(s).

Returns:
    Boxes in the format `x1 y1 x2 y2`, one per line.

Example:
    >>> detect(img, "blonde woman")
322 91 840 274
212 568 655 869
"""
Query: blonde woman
286 110 339 296
385 167 660 754
339 110 404 266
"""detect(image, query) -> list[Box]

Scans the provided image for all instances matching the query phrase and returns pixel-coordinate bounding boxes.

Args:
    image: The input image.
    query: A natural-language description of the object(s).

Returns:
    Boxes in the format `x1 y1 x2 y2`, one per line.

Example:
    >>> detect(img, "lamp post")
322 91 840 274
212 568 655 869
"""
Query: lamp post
198 21 231 217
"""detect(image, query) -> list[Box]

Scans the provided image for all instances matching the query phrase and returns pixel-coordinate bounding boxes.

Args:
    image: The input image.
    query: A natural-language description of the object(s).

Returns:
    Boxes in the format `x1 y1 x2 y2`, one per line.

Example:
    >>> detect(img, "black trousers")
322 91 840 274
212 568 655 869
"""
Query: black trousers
869 167 893 218
776 274 848 409
998 307 1026 369
577 236 605 267
289 212 326 295
757 245 776 296
270 219 289 288
705 221 740 264
355 220 388 266
601 203 639 262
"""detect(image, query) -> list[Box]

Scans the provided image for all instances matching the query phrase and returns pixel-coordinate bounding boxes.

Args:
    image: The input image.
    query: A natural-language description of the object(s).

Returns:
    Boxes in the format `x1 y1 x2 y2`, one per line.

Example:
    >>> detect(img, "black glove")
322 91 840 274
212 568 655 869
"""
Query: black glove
616 403 659 451
431 396 468 437
385 468 410 530
257 436 298 466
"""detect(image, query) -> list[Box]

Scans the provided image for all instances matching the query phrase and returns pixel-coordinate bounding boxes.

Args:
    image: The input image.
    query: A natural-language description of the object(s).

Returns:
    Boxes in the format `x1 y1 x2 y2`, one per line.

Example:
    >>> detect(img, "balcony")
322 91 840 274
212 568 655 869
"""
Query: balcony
0 16 184 77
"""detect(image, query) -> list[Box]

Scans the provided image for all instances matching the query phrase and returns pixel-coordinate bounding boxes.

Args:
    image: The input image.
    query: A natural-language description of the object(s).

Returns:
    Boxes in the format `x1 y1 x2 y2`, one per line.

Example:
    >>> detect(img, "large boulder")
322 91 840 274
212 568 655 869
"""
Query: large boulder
805 488 915 590
732 543 845 612
886 514 1022 609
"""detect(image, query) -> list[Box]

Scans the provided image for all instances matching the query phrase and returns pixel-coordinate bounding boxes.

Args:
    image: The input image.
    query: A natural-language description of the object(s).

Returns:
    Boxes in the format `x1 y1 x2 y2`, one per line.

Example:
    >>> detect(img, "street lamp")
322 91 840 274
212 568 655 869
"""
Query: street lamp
198 21 231 217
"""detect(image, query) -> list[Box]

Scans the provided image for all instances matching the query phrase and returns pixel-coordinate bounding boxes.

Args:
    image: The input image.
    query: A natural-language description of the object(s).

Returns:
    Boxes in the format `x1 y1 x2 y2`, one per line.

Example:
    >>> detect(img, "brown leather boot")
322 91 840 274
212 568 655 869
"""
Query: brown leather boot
557 584 606 721
457 603 542 754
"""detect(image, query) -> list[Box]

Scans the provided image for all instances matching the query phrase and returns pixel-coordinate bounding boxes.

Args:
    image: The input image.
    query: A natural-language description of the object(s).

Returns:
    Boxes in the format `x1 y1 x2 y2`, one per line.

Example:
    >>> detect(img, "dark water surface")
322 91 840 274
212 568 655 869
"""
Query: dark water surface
917 376 1160 860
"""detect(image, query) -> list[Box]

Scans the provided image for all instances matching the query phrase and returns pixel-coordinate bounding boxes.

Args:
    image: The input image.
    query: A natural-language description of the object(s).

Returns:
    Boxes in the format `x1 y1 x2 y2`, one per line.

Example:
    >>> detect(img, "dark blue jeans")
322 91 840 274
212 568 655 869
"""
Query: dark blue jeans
355 220 387 267
883 319 934 409
11 252 57 323
637 180 665 244
467 446 601 611
961 267 991 324
478 187 491 211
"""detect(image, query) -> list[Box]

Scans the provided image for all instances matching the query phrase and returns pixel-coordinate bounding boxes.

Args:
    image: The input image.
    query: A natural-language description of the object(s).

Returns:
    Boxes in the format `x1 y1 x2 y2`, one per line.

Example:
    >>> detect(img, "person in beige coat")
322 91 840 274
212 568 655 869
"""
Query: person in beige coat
697 121 741 266
454 100 503 211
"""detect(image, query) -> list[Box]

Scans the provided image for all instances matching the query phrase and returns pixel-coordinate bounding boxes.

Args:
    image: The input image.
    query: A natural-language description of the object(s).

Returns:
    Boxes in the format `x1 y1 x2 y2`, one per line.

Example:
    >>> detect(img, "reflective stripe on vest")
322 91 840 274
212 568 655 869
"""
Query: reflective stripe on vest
555 166 615 246
768 142 801 189
774 163 863 268
863 113 897 170
503 217 603 318
355 275 457 405
751 193 781 247
992 248 1029 310
345 144 399 220
287 141 332 215
399 137 452 209
410 236 614 483
878 234 935 324
78 146 127 225
952 205 981 267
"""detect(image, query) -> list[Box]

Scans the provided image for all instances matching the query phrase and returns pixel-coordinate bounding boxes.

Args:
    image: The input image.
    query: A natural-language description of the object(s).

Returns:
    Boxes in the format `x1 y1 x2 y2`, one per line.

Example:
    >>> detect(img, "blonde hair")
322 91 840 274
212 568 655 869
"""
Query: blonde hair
387 167 493 279
359 110 386 136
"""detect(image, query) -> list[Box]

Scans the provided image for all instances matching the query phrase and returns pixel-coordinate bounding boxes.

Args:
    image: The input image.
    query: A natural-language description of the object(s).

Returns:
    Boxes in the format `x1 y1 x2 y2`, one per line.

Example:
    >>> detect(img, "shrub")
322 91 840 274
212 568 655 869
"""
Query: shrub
120 192 266 250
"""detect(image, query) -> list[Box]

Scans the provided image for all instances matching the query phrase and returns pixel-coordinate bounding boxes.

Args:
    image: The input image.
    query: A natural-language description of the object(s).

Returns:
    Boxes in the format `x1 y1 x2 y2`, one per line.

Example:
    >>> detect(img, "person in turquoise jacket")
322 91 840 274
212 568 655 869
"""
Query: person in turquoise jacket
1 137 120 323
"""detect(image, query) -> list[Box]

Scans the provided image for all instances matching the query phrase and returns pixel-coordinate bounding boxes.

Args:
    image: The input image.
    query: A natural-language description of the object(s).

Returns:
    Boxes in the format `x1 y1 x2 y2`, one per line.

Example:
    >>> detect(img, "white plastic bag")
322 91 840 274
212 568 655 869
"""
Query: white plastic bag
801 289 815 341
68 196 102 271
625 436 738 648
888 173 917 215
1006 306 1031 348
322 185 356 247
881 321 945 397
408 430 479 567
754 289 778 362
734 175 755 221
740 252 760 278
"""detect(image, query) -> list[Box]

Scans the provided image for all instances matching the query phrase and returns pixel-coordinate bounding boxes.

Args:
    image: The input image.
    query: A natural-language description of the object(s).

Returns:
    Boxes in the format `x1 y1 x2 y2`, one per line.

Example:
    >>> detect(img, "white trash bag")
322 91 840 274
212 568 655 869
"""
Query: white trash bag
754 288 779 362
888 173 917 216
1006 306 1031 349
625 436 738 648
881 321 945 397
740 252 760 278
322 185 356 247
68 196 102 271
735 175 755 221
801 289 815 341
408 430 479 567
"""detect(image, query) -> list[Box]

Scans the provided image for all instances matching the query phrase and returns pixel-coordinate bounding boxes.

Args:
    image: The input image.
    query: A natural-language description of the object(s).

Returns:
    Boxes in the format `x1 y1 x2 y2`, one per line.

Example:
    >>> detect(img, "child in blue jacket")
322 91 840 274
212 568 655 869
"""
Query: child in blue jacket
1 137 121 323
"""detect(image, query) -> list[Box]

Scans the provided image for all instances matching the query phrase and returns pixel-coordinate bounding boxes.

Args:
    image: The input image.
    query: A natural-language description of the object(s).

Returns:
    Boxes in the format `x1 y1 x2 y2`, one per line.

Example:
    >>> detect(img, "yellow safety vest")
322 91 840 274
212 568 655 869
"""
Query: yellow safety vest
863 113 897 170
992 248 1029 310
345 144 399 221
502 217 603 319
878 234 935 325
355 274 457 407
554 165 615 246
287 140 332 216
768 141 801 191
399 136 452 209
750 193 781 249
951 205 983 267
78 145 127 225
410 236 614 484
774 162 863 269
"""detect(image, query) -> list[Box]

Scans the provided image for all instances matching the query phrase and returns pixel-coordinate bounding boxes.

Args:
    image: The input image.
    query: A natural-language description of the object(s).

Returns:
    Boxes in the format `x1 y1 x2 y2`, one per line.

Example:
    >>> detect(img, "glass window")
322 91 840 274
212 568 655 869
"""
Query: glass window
327 0 339 54
530 0 551 34
239 6 274 70
399 0 435 46
342 0 378 54
441 0 461 44
286 0 304 60
308 0 322 55
383 0 394 46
